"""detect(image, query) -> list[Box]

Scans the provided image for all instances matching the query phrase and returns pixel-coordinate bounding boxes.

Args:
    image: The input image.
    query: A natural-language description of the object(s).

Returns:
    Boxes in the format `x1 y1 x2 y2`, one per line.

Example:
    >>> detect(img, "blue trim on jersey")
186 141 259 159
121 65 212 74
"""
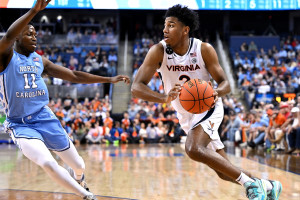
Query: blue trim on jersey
2 75 8 110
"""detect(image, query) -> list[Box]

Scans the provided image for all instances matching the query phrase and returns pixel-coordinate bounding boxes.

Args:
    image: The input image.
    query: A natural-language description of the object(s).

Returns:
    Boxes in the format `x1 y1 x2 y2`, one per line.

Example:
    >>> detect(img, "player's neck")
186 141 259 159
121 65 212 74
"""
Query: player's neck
172 38 190 56
14 45 31 57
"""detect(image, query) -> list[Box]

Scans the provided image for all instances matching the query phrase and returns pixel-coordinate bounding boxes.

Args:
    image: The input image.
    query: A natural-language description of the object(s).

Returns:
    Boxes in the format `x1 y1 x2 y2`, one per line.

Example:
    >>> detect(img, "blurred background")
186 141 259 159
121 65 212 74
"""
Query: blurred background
0 0 299 155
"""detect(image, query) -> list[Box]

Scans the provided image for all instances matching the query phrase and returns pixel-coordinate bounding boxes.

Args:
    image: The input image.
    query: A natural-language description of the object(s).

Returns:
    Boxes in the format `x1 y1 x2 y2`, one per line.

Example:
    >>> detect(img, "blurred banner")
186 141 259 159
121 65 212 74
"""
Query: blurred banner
1 0 300 10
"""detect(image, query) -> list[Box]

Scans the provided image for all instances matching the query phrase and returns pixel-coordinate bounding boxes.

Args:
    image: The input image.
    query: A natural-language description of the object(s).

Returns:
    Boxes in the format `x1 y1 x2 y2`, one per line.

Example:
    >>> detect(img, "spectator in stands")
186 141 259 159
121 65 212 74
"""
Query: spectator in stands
248 41 258 52
145 122 161 143
240 42 248 51
108 51 118 63
73 43 82 54
80 48 88 59
69 55 78 70
60 118 74 142
138 122 147 143
128 104 138 120
127 120 140 144
246 111 268 148
96 105 106 121
81 30 90 43
233 53 243 67
98 29 106 43
287 107 300 154
257 80 270 94
122 111 131 130
43 28 51 41
106 28 115 43
74 122 88 144
274 77 286 94
36 27 44 42
89 30 98 44
278 47 287 59
103 111 113 130
265 106 286 151
49 51 57 62
99 56 109 68
67 28 76 43
75 28 82 43
86 122 103 144
35 44 44 55
109 121 122 144
107 61 117 77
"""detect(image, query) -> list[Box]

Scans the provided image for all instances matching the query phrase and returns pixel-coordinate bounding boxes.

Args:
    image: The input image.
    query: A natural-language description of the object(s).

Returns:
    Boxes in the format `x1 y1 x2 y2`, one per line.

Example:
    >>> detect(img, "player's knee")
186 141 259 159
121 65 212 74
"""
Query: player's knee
41 160 59 173
185 142 207 163
73 156 85 172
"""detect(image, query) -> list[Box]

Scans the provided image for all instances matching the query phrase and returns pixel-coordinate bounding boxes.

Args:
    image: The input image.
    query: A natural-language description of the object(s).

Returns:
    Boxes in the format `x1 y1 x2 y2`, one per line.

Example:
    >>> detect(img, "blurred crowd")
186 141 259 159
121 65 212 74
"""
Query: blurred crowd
232 36 300 109
49 94 186 145
221 96 300 154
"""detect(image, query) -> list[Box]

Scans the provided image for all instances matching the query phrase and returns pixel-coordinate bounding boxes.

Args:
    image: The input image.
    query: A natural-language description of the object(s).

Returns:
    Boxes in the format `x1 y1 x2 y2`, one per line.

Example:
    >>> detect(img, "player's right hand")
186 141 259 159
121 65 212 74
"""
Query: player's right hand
32 0 52 12
208 81 218 108
164 84 181 104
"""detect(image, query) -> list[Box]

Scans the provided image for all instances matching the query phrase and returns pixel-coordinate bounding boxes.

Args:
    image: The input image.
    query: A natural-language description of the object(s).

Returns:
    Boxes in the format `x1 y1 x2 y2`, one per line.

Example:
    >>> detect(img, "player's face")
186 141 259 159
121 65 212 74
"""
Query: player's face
163 17 187 47
19 25 37 53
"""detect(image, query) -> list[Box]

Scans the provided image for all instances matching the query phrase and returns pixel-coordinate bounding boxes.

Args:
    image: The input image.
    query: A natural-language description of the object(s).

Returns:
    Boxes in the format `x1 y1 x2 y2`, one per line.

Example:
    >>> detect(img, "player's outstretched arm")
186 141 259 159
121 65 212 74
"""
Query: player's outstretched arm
131 44 176 103
0 0 51 71
42 57 130 84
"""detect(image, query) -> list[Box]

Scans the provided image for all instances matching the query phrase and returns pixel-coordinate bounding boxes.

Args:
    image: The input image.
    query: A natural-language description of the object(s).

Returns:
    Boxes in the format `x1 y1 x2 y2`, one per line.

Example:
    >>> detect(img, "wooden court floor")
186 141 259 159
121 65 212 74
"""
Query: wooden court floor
0 143 299 200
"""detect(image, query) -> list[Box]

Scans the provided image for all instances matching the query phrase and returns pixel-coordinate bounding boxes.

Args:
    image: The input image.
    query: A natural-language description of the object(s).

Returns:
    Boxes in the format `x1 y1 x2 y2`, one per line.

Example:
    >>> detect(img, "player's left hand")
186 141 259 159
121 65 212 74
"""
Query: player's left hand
165 83 181 104
208 81 218 108
111 75 130 84
32 0 52 12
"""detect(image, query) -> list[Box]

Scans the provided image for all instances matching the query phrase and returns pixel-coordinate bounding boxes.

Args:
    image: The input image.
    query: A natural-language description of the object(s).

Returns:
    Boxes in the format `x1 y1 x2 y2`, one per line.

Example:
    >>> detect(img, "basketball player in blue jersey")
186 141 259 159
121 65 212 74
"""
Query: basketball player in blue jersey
0 1 129 200
132 4 282 200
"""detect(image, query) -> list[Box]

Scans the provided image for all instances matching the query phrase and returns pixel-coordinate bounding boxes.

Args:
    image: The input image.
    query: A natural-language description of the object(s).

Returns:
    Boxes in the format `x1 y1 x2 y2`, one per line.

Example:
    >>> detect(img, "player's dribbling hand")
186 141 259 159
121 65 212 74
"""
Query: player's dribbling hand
111 75 131 84
165 84 181 104
32 0 52 12
208 81 218 108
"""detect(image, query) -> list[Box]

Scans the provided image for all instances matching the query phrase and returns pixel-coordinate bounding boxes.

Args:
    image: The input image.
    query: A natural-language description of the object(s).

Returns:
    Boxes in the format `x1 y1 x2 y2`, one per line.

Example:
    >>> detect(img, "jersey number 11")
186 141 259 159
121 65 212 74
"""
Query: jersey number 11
23 74 37 89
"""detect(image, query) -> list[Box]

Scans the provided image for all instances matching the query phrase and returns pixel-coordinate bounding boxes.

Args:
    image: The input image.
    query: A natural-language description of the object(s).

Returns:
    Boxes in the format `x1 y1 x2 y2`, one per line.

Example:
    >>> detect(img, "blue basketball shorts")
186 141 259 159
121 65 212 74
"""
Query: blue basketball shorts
4 106 70 151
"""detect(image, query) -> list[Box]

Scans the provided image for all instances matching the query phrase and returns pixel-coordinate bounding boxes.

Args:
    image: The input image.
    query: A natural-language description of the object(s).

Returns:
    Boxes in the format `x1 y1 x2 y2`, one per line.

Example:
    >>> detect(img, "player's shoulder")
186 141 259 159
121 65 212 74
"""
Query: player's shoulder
201 42 215 52
149 42 164 54
200 42 217 59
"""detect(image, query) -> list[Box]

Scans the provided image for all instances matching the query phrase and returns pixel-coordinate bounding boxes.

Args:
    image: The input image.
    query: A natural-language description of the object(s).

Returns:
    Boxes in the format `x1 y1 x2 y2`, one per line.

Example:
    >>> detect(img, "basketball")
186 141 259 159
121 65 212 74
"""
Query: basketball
179 79 214 114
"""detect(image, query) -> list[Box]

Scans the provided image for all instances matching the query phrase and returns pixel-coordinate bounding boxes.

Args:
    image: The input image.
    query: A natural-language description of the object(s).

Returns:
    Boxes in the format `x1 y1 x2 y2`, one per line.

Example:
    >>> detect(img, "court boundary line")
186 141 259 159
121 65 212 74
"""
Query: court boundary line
0 189 138 200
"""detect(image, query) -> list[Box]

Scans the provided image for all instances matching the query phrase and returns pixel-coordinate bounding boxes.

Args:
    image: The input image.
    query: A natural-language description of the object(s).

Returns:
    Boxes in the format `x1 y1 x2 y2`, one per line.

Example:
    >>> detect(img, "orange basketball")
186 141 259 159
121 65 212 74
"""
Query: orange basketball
179 79 214 114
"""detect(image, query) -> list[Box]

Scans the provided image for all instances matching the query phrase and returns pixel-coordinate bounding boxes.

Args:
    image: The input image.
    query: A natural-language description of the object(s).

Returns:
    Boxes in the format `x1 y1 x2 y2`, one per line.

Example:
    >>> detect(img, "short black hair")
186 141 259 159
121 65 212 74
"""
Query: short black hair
164 4 199 34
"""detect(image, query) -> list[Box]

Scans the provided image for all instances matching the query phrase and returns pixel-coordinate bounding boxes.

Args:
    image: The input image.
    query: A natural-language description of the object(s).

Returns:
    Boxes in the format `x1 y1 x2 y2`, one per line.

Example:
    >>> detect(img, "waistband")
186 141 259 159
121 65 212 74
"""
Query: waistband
7 106 47 124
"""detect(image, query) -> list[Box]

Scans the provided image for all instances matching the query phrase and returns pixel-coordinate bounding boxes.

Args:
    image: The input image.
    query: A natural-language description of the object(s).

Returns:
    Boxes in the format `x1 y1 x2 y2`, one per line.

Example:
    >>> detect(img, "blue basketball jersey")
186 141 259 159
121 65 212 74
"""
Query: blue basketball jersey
0 50 49 118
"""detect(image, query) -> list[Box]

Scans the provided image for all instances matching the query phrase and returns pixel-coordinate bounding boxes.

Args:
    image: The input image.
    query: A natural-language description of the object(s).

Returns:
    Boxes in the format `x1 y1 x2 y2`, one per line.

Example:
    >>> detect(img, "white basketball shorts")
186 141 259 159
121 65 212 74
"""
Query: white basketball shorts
176 98 225 151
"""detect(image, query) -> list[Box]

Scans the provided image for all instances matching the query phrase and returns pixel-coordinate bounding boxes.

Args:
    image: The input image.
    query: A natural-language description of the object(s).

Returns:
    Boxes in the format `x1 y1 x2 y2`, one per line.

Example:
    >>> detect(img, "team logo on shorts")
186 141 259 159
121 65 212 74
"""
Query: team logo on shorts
208 120 215 134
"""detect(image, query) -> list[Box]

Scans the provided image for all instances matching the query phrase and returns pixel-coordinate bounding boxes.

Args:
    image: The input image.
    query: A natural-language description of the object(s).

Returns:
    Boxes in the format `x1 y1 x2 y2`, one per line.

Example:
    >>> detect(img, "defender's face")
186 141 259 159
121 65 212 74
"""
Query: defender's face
18 25 37 53
163 17 186 47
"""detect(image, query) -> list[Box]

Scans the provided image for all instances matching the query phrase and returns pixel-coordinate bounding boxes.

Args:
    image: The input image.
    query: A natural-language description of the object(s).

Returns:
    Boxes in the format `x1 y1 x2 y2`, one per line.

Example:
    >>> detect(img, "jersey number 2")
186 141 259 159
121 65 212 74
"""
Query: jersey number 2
24 74 37 89
179 75 191 83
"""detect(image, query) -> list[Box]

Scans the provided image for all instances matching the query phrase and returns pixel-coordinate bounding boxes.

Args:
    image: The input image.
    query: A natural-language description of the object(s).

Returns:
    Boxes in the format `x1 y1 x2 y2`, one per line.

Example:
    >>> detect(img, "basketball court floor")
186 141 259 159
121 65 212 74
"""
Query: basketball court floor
0 143 299 200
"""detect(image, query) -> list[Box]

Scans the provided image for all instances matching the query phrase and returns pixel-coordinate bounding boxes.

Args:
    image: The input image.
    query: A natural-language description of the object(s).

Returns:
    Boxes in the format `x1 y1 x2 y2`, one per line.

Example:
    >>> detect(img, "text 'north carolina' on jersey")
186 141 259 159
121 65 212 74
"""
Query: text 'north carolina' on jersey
157 38 210 114
0 50 49 118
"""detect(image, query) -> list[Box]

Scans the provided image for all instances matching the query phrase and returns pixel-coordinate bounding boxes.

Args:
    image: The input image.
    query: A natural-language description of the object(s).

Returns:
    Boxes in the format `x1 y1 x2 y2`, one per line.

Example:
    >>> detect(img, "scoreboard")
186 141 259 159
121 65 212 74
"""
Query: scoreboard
199 0 300 10
1 0 300 10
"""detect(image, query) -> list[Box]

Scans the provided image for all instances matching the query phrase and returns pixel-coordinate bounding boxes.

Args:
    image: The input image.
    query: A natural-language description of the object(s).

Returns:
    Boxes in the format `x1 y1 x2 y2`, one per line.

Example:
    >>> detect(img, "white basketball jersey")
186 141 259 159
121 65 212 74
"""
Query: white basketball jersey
157 38 210 114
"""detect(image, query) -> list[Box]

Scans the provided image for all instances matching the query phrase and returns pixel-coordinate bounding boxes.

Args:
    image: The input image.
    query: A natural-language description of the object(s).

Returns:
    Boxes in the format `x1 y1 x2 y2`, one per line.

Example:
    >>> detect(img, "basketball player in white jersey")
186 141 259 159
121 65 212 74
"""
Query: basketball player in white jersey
132 4 282 200
0 1 129 199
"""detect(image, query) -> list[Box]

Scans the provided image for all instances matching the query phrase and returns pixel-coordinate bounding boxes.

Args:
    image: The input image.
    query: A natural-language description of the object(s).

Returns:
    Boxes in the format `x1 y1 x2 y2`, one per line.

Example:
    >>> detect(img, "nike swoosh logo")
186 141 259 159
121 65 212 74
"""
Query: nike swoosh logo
168 57 174 59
